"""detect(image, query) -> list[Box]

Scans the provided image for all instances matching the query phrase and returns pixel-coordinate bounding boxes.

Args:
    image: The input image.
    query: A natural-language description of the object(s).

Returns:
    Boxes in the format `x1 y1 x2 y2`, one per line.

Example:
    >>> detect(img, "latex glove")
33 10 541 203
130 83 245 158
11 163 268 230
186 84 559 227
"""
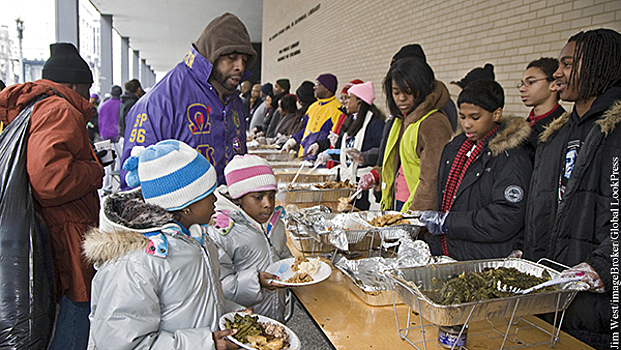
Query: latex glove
328 131 339 148
281 138 297 153
357 169 379 191
419 211 449 235
275 133 289 144
95 149 116 167
256 136 266 145
507 250 523 259
561 262 605 293
345 148 364 164
304 143 320 157
314 152 330 167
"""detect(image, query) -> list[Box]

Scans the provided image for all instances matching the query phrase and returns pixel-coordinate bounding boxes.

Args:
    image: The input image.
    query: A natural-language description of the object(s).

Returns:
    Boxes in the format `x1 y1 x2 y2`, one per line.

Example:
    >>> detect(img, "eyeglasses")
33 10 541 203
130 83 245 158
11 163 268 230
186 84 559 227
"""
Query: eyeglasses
516 78 549 89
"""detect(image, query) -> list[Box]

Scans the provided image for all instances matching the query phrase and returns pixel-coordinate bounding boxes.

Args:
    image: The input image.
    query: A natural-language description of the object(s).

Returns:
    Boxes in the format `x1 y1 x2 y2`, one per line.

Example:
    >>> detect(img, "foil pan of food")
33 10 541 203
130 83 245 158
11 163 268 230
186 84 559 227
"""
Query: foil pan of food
334 240 455 306
269 160 304 169
386 258 589 326
348 211 424 241
277 182 356 204
275 168 337 184
285 205 334 254
285 206 375 253
248 149 295 162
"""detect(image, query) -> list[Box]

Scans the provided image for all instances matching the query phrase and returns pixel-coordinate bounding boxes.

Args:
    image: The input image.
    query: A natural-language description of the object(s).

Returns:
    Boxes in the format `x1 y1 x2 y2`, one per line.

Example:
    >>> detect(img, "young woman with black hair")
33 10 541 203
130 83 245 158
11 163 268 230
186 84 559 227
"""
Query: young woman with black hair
357 57 453 212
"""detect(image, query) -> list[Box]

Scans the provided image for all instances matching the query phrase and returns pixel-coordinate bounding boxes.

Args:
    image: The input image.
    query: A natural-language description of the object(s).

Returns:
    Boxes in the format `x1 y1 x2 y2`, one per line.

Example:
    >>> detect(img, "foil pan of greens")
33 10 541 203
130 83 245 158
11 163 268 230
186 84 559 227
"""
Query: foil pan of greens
386 258 589 326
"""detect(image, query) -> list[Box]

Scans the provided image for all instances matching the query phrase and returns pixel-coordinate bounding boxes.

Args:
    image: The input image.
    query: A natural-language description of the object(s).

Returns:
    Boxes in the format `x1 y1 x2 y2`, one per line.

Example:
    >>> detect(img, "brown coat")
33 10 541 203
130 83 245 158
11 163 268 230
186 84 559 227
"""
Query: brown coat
375 81 453 211
0 79 104 302
403 81 453 210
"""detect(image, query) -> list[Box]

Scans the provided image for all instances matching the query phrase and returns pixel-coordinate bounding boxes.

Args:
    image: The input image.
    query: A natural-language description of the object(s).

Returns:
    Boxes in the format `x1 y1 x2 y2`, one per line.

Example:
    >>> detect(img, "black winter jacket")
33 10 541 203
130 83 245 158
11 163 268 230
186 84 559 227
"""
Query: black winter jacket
427 116 532 261
118 91 139 137
524 87 621 349
526 104 565 162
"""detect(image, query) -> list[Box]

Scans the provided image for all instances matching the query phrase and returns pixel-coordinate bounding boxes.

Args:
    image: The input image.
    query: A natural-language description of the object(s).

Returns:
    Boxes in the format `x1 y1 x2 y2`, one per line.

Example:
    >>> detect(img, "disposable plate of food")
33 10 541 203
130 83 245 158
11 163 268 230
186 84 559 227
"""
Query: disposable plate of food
386 258 589 326
266 257 332 286
219 312 300 350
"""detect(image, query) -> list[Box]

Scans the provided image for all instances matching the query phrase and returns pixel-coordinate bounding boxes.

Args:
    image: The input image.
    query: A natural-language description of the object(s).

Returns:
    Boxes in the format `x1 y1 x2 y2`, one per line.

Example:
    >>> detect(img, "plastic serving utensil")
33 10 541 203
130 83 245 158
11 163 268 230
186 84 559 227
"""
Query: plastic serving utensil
497 272 585 294
268 263 289 284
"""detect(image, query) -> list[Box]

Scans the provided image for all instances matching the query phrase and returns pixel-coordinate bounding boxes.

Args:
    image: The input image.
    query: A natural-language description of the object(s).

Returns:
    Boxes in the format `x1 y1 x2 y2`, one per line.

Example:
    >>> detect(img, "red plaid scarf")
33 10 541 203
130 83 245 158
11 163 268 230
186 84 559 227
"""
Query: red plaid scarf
439 124 499 256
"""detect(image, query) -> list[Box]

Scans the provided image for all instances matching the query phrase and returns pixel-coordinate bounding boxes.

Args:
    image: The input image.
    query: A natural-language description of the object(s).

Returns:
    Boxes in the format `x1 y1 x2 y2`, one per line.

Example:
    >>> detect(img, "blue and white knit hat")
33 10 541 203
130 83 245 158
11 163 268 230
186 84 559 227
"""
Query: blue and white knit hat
122 140 217 211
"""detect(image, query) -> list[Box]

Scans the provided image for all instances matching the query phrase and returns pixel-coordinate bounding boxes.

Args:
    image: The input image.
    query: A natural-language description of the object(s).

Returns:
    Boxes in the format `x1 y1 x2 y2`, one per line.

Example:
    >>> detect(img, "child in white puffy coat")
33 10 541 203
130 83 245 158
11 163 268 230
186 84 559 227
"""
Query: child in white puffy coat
209 155 292 322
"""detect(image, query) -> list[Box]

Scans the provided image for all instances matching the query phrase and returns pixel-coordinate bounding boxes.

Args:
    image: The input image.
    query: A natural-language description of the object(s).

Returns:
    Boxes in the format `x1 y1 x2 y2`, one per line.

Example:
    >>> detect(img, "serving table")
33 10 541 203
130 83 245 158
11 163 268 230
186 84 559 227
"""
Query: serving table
287 246 595 350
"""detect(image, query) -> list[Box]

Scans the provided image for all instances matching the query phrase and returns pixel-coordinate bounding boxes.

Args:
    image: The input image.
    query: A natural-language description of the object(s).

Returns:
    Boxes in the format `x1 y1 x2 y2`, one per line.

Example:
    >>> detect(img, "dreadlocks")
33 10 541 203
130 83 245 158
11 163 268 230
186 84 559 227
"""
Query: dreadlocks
568 28 621 101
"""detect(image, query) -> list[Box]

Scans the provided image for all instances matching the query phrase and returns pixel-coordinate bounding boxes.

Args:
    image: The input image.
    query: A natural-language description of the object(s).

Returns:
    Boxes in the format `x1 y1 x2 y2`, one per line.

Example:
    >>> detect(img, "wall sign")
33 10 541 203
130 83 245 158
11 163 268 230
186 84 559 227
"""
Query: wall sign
268 3 320 42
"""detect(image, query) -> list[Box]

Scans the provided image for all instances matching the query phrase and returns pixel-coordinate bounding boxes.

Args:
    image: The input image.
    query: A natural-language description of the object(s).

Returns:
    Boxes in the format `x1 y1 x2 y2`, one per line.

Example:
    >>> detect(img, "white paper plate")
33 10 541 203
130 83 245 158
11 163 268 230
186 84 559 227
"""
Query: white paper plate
219 312 300 350
265 257 332 286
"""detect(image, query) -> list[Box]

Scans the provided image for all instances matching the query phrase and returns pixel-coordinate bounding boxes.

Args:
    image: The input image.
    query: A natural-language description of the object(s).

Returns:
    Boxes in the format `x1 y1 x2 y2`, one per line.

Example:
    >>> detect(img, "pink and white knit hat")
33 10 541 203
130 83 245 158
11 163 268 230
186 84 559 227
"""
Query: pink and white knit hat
224 155 277 199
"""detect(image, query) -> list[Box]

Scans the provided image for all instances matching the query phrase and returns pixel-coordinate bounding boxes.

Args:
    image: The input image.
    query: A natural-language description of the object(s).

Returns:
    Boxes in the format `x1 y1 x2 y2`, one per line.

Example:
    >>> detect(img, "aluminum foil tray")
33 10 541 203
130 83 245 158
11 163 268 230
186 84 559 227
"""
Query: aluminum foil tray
248 149 295 161
352 211 424 240
269 160 304 169
386 258 589 326
335 257 404 306
288 230 334 254
275 168 337 183
277 183 355 203
286 207 375 253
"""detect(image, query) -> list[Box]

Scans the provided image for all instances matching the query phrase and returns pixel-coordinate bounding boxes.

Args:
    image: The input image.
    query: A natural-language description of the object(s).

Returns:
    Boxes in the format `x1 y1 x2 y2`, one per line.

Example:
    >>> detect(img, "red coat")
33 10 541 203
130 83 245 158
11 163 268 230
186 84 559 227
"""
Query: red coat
0 79 104 302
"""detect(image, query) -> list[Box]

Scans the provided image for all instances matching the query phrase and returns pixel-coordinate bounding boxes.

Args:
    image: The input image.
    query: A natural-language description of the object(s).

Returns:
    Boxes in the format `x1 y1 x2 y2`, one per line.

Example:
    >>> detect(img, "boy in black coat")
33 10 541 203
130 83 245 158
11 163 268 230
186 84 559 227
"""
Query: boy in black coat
524 28 621 350
420 80 532 261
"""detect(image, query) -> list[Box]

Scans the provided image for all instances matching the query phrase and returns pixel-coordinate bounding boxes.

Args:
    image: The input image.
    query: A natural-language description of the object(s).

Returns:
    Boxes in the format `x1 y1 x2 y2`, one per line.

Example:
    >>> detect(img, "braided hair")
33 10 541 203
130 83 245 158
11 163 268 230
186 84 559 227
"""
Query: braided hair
568 28 621 100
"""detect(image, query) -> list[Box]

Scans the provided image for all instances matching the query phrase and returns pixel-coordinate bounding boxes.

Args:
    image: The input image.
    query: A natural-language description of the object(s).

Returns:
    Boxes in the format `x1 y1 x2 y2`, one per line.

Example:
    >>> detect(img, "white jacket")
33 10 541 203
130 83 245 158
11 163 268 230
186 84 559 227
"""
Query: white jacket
83 189 241 350
208 186 293 322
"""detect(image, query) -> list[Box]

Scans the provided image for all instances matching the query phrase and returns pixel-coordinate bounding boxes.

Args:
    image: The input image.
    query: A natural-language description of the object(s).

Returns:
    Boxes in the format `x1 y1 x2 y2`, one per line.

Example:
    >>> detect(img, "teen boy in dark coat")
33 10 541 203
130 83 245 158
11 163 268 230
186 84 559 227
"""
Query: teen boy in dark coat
524 28 621 350
421 80 532 261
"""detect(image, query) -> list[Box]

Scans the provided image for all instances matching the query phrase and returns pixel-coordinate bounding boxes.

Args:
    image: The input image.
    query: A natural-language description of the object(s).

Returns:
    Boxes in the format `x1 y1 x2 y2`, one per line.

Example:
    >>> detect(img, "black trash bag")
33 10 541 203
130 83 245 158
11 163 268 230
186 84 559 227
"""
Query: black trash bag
0 96 55 349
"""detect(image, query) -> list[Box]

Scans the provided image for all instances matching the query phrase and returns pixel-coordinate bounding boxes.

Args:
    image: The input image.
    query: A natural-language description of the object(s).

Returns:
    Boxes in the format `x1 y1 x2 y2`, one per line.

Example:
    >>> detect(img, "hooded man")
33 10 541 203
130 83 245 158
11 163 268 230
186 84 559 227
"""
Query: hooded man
0 42 105 350
120 12 257 187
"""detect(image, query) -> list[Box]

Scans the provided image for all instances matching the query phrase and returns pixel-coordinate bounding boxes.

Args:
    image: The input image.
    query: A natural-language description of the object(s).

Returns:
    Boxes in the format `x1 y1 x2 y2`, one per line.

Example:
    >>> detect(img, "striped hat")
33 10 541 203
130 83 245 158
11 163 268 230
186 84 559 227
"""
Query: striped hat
224 155 277 199
122 140 217 211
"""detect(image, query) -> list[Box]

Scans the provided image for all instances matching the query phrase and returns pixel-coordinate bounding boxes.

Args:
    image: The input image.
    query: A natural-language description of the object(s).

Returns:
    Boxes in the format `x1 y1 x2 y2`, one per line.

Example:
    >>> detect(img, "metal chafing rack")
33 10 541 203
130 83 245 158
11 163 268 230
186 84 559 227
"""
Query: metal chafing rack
385 258 590 350
285 208 425 257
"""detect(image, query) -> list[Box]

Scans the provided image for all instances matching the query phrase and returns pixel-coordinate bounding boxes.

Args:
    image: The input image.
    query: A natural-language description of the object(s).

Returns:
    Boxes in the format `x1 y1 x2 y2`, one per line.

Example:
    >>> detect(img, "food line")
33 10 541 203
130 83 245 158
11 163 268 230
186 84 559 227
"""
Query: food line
287 260 595 350
256 151 595 350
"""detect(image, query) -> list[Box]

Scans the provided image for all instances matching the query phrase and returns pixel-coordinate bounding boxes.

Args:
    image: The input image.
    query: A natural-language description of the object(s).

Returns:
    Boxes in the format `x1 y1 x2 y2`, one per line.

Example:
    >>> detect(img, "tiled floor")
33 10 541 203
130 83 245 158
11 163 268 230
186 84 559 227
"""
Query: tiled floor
286 297 335 350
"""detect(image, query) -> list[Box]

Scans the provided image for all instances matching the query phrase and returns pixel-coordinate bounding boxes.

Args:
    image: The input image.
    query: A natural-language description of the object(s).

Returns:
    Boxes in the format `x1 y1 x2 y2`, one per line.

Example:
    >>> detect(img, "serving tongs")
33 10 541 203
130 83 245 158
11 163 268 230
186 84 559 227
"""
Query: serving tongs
497 272 585 294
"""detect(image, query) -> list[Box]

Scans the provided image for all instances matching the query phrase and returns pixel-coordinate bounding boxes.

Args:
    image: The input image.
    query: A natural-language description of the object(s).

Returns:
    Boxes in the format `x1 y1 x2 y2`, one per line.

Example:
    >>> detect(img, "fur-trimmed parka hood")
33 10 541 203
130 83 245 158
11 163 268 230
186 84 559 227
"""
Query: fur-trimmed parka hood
487 115 531 156
83 189 180 265
540 95 621 143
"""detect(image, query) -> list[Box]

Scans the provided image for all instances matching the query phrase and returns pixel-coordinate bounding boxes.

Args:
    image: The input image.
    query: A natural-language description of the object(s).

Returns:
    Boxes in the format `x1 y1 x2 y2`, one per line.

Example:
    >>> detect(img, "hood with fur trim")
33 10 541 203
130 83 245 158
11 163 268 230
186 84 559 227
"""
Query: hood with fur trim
540 97 621 143
83 189 179 266
487 115 531 156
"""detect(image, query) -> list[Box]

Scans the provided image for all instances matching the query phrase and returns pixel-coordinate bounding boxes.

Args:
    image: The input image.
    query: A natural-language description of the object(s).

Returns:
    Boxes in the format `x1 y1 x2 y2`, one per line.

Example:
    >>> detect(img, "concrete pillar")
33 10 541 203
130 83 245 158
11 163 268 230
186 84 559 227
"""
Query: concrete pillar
55 0 79 46
140 58 147 87
132 50 140 80
121 36 129 85
99 14 113 95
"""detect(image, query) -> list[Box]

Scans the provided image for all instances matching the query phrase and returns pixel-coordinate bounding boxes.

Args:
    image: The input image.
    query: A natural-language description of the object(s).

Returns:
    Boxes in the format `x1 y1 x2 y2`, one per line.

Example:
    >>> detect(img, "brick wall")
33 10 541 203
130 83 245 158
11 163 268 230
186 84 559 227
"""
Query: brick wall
261 0 621 117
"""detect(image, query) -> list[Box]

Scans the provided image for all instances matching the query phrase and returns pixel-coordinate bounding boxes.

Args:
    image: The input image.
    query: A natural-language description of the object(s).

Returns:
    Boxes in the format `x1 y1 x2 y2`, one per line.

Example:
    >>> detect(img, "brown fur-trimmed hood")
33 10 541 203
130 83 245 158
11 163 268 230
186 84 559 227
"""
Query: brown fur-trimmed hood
487 115 531 156
83 189 178 265
540 99 621 142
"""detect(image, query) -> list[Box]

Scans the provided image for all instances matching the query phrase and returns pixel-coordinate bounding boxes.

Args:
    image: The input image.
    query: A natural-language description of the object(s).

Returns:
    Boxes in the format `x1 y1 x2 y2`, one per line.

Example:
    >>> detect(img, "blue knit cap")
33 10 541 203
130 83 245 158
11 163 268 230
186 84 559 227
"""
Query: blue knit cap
122 140 217 211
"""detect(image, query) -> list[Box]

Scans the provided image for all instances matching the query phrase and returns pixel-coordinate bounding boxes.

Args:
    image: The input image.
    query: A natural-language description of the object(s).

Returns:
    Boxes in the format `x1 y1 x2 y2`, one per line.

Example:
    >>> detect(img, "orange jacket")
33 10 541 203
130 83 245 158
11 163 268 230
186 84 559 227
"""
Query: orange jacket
0 79 103 302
